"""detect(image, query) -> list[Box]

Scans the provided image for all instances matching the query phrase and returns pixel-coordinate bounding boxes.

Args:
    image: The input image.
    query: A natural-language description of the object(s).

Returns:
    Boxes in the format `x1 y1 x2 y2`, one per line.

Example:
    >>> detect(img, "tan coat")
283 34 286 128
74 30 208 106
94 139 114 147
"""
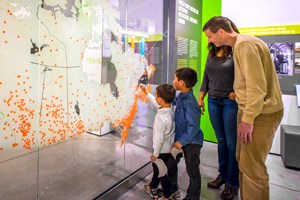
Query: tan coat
233 34 283 124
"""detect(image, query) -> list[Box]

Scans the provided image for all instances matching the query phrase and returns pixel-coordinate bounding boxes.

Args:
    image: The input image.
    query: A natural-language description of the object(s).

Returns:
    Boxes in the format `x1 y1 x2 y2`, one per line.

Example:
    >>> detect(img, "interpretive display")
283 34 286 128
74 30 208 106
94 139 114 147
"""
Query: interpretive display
0 0 164 199
175 0 202 71
250 32 300 94
295 42 300 74
0 0 156 150
268 42 294 76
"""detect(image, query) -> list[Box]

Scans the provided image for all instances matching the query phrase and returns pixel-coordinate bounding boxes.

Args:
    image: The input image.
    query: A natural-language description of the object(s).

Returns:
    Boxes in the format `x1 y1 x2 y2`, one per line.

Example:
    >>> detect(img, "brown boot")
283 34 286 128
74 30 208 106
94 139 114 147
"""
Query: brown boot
220 184 238 200
207 176 226 189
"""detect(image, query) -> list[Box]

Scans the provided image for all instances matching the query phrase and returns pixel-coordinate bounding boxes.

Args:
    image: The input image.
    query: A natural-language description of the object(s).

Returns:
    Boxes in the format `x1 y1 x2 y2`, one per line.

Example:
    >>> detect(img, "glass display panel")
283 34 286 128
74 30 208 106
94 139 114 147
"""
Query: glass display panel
0 0 164 199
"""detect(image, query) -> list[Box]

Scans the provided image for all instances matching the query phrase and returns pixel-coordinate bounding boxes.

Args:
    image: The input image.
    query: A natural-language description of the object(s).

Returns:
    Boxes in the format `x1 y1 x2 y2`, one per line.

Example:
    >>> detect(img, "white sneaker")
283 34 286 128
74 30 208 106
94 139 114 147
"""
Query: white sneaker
170 190 181 199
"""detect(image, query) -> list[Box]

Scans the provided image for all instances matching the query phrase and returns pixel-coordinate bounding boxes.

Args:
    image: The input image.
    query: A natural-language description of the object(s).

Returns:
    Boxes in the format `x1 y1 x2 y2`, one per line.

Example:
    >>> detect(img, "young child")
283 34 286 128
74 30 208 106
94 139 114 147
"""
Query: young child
140 84 176 200
170 67 204 200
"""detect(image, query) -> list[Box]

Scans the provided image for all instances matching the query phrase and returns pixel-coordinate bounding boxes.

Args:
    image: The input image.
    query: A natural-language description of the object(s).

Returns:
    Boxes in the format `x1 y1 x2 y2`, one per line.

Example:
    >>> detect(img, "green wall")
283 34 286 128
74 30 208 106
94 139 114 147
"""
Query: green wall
197 0 222 142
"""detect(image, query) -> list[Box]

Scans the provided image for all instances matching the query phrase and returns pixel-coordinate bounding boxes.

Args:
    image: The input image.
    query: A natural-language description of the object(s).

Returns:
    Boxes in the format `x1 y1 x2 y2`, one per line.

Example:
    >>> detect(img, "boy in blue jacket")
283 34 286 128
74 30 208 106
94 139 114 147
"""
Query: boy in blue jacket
169 67 204 200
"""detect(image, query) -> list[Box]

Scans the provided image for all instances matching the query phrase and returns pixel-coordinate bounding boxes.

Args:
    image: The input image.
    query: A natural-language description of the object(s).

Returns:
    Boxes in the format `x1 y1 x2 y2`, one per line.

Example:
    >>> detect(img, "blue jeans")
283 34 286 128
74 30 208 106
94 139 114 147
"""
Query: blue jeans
208 97 239 187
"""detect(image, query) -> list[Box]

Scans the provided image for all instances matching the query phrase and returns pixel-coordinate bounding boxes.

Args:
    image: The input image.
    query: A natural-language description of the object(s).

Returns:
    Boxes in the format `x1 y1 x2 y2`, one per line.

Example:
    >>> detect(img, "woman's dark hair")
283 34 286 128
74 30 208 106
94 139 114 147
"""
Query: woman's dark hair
208 43 232 58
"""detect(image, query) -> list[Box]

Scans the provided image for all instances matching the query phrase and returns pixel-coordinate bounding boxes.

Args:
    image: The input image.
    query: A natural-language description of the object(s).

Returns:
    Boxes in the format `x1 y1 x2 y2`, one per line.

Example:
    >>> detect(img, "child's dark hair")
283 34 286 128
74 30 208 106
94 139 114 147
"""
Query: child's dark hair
175 67 197 88
156 84 176 103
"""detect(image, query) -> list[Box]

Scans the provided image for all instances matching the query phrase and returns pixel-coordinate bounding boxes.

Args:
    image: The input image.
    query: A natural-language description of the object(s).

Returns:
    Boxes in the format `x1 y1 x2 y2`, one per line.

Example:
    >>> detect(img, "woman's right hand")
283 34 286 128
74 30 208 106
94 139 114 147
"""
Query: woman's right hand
198 99 205 115
228 92 236 101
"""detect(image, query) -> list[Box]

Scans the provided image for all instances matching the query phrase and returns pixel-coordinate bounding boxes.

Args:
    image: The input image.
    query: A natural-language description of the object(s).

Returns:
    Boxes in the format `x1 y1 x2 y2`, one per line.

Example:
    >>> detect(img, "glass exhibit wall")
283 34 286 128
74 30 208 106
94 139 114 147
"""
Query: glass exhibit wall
0 0 163 199
120 0 164 177
0 1 40 199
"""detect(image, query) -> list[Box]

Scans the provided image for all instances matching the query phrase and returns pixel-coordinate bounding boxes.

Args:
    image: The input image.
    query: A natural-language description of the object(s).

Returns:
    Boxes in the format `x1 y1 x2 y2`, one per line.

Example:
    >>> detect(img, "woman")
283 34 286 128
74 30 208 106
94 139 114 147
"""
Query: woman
199 42 239 200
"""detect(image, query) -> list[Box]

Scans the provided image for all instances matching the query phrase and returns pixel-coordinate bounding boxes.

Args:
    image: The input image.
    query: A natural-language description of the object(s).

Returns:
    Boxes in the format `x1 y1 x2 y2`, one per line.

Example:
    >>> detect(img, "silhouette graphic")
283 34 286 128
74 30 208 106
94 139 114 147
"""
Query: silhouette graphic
30 39 49 54
74 101 80 115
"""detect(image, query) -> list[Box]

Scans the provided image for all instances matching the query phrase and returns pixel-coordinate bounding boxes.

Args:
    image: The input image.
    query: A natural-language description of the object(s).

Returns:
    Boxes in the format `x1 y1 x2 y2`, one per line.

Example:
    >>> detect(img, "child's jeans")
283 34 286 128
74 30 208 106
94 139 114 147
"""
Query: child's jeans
168 144 202 199
167 150 183 193
182 144 202 200
150 153 172 198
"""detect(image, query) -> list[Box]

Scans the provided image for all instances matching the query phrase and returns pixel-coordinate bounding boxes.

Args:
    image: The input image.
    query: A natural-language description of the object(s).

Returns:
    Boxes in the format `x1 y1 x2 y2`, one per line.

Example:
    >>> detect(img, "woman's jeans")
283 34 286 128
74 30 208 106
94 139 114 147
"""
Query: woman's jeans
208 97 239 187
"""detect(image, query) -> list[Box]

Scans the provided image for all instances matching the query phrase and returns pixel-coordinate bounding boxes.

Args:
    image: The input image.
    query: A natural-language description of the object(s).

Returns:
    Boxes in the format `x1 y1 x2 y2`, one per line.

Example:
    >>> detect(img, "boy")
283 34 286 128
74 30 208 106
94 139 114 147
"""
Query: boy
170 67 204 200
140 84 176 200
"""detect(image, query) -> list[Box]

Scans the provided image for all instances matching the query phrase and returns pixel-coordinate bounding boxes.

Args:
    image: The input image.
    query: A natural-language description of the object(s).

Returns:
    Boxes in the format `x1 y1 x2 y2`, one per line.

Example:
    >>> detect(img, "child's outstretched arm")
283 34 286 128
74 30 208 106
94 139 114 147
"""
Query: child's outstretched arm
140 85 160 110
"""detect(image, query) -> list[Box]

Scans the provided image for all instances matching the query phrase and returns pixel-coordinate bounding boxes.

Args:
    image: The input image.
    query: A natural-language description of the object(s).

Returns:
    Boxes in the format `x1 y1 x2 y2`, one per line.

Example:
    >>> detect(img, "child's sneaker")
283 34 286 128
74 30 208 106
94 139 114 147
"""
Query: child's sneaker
144 184 161 199
144 184 152 194
170 190 181 199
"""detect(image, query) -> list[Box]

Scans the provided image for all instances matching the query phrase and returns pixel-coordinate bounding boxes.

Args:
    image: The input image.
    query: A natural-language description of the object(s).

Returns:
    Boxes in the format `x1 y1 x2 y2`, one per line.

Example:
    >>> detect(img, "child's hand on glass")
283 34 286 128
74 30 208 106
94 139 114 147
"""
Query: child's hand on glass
139 84 148 95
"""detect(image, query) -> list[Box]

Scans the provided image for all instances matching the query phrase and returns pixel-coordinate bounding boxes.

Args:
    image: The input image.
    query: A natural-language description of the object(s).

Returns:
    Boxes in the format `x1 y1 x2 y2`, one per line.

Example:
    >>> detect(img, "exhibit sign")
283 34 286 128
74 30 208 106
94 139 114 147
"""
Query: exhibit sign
239 25 300 36
175 0 202 71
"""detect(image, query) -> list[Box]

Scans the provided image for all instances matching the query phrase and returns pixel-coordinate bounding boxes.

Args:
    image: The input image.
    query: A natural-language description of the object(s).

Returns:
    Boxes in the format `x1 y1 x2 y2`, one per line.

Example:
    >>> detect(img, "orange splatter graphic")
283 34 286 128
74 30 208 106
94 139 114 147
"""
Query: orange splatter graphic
1 70 86 150
23 139 31 149
118 93 139 146
12 143 18 147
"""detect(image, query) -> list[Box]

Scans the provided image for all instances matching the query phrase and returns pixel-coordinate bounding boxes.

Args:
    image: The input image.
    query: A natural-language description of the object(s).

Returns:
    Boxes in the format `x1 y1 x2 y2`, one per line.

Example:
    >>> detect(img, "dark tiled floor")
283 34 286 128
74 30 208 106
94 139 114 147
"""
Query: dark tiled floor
0 132 151 200
117 142 300 200
1 126 300 200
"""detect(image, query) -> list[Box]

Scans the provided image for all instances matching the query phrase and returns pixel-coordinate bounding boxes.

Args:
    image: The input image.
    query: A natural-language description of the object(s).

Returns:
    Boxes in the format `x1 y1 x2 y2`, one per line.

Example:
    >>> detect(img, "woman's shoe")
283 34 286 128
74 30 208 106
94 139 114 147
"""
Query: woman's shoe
220 184 238 200
207 176 226 189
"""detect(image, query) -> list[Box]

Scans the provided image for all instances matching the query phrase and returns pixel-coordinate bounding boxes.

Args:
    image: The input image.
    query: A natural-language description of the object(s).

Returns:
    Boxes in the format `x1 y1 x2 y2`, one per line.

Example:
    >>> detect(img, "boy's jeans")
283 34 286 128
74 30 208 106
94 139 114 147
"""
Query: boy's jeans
168 144 202 200
183 144 202 200
150 153 172 198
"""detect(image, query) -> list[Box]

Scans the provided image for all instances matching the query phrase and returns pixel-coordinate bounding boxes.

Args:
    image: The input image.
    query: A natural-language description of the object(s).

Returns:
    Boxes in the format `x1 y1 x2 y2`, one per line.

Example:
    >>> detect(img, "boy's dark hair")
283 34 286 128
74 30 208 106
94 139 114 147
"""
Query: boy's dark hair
156 84 176 103
175 67 197 88
203 16 239 34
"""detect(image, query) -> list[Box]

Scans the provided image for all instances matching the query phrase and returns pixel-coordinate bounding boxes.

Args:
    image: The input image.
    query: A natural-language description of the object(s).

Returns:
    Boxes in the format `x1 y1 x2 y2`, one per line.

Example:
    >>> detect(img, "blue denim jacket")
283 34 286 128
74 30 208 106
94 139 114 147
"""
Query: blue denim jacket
172 90 203 146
